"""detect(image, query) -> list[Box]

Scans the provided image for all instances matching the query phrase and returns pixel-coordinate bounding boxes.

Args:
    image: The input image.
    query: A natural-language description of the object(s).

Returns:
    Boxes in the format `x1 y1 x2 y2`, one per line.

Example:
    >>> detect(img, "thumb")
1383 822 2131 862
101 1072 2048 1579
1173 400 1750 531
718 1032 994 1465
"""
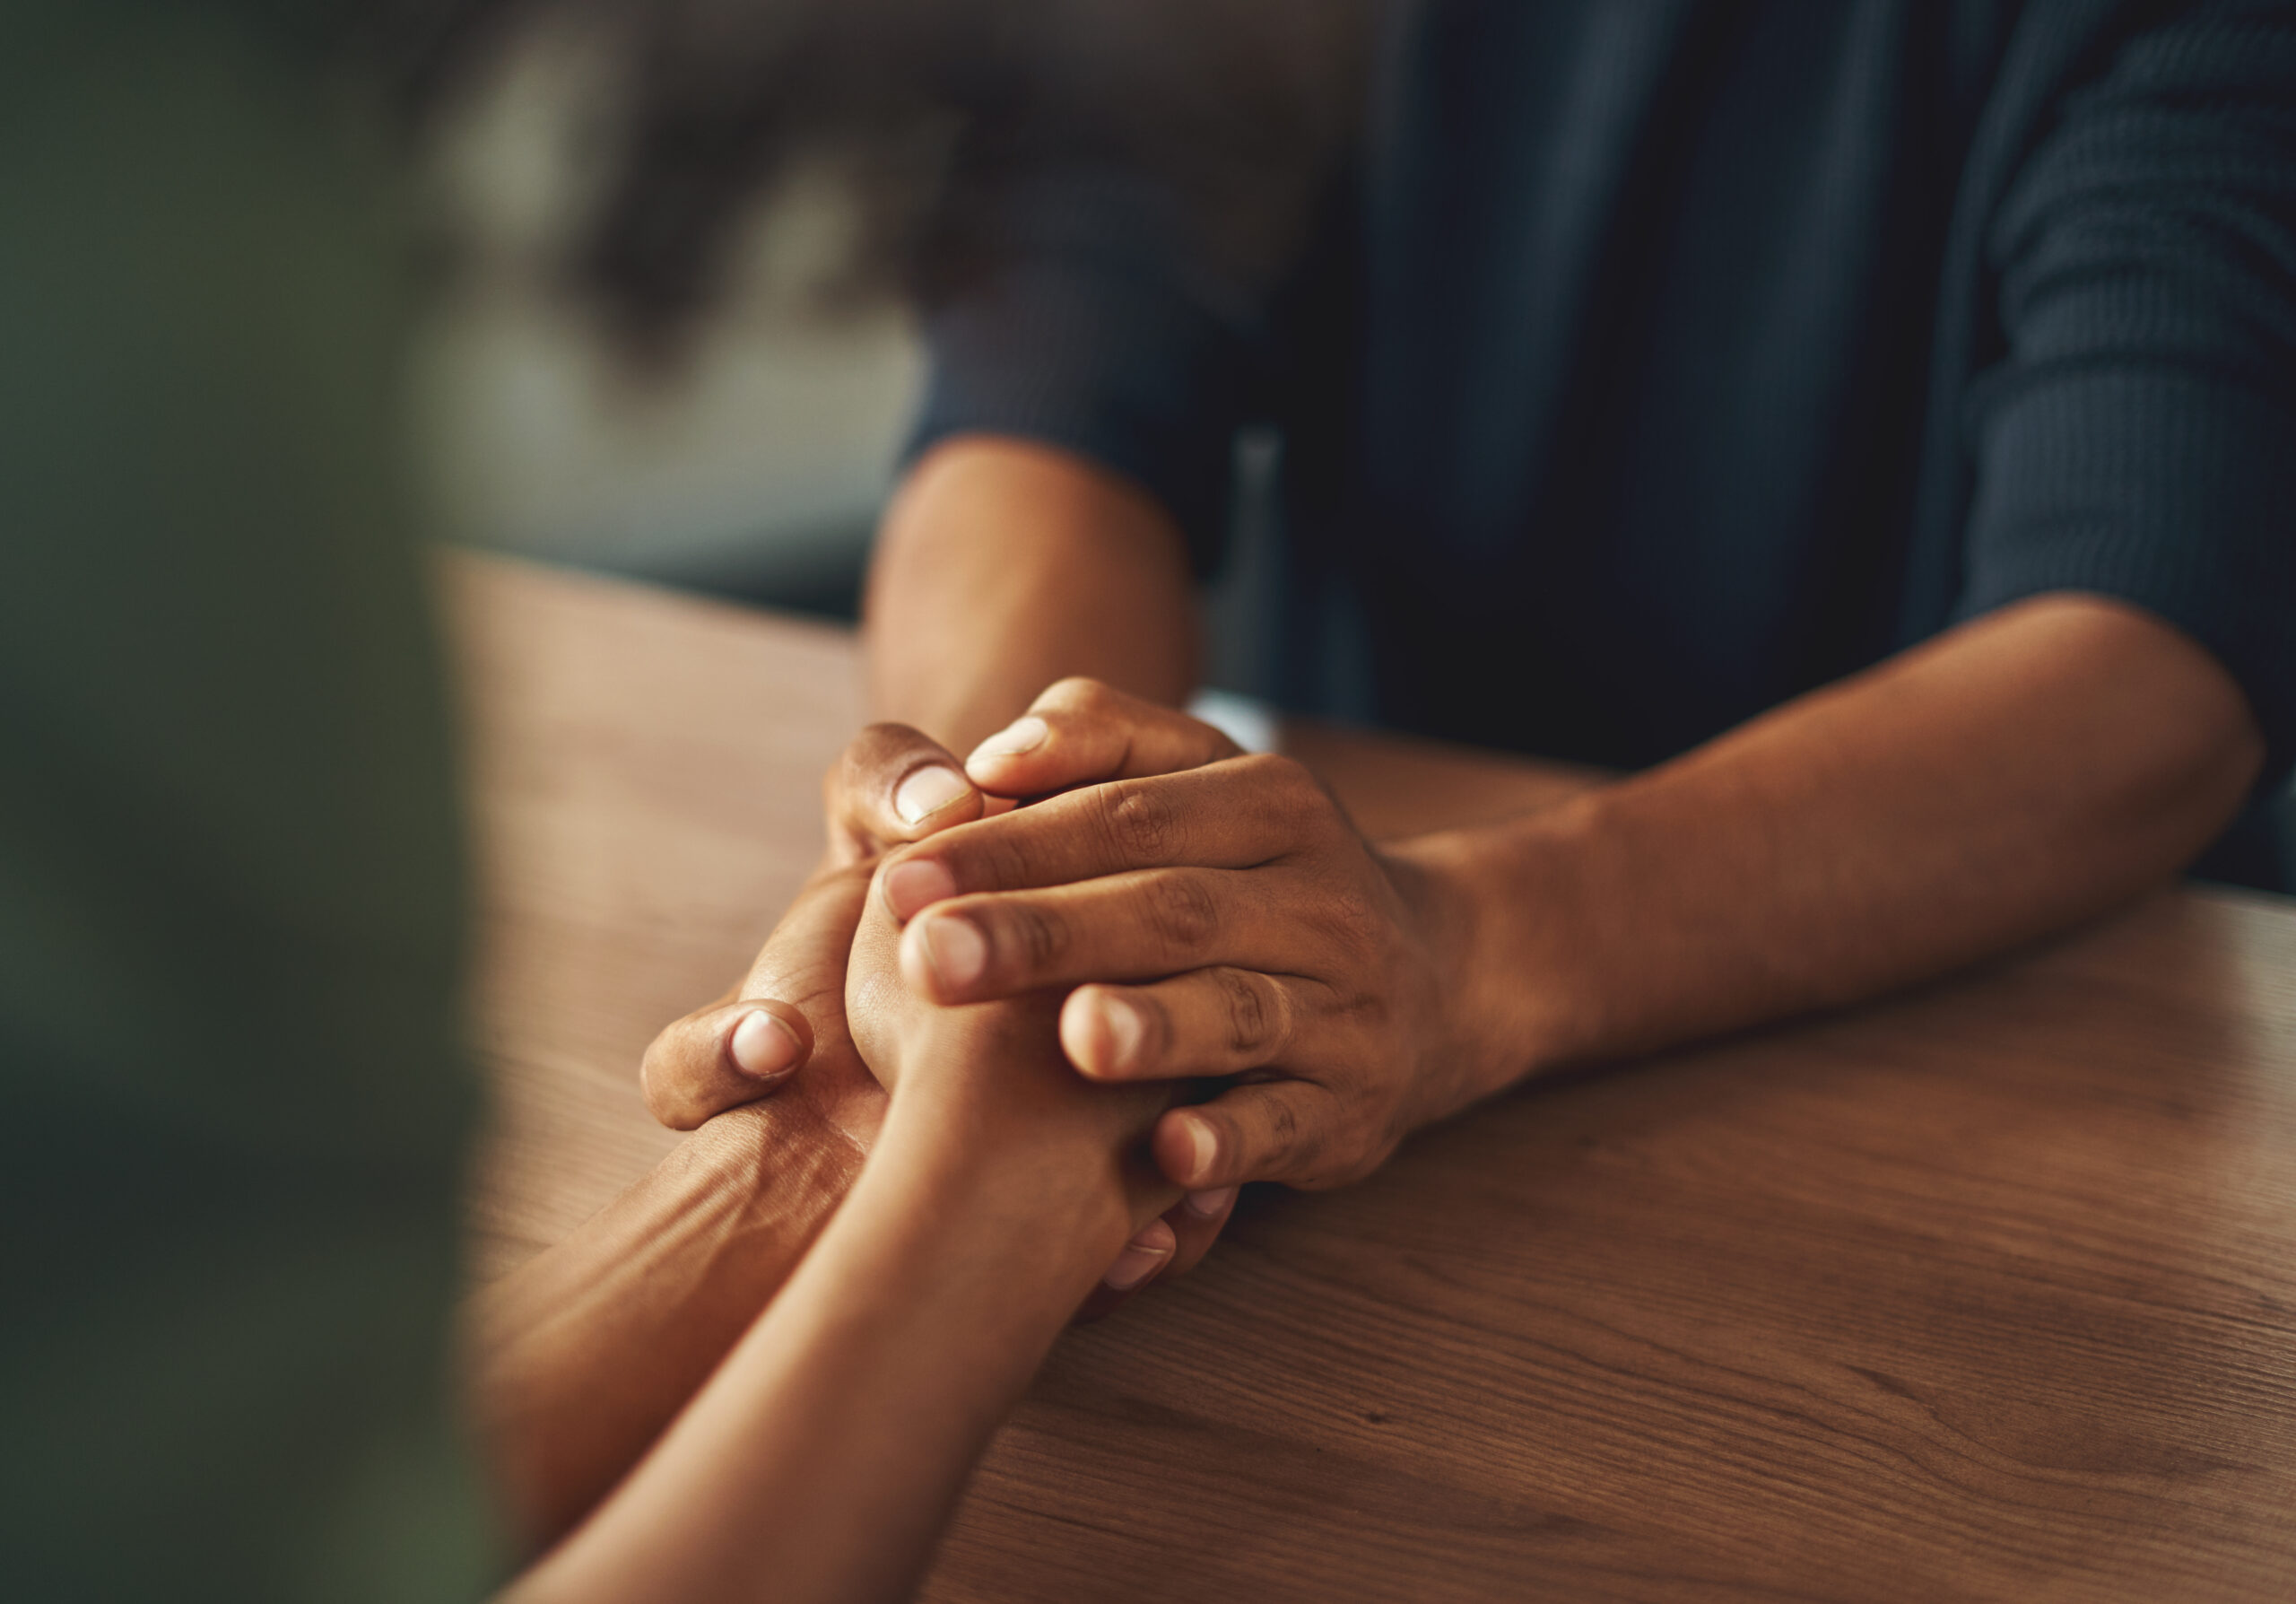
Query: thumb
641 998 813 1130
830 722 985 863
638 865 866 1129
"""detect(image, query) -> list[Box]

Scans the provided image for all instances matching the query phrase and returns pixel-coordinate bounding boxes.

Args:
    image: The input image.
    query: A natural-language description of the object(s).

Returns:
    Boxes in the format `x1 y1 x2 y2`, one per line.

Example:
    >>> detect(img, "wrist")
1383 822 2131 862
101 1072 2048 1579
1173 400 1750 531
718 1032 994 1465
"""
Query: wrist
468 1098 868 1550
691 1095 863 1204
883 1070 1143 1204
871 1078 1144 1296
872 995 1170 1169
1387 806 1602 1103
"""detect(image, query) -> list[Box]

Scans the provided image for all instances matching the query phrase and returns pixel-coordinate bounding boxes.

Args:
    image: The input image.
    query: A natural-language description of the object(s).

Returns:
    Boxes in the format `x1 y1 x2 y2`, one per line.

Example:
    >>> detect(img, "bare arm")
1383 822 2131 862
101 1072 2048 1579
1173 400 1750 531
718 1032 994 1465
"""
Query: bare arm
470 1103 859 1548
505 875 1178 1604
859 593 2264 1195
1430 592 2266 1087
613 435 1217 1419
865 435 1198 748
471 869 885 1550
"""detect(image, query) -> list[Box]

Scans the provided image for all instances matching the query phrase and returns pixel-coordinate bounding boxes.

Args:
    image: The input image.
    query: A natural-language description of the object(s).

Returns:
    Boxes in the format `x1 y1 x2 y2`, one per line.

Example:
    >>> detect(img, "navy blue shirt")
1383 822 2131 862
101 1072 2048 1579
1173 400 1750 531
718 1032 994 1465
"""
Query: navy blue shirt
913 0 2296 885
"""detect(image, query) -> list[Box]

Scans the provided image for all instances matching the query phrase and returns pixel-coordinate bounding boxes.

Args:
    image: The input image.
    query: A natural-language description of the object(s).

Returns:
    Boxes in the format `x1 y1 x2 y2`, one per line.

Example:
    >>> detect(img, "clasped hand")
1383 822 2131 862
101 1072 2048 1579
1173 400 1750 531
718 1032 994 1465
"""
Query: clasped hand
643 678 1486 1302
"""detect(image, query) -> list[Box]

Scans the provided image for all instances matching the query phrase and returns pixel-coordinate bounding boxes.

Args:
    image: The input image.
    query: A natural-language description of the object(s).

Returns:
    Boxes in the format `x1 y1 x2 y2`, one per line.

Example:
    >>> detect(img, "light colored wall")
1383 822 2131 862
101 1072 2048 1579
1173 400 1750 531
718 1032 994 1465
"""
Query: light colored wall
413 28 919 608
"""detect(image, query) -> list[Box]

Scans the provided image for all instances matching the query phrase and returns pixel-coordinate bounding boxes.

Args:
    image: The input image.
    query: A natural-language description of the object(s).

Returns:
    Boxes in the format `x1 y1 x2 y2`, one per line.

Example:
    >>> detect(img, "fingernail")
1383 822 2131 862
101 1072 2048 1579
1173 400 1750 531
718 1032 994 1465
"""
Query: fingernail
728 1009 802 1078
968 716 1048 766
1185 1185 1237 1219
892 764 970 825
919 914 987 990
883 857 957 920
1096 993 1145 1073
1184 1117 1220 1183
1103 1234 1173 1292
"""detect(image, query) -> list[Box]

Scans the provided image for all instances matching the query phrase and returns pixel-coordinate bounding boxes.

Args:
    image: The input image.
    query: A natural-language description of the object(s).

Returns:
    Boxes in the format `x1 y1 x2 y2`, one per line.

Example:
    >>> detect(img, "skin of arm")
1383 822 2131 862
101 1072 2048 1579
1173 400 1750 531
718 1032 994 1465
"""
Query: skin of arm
839 440 2265 1194
471 868 887 1550
470 1103 860 1548
865 433 1198 751
568 436 2257 1591
638 433 1230 1304
504 868 1178 1604
649 429 2265 1224
534 437 1216 1552
1434 590 2267 1083
641 431 1196 1118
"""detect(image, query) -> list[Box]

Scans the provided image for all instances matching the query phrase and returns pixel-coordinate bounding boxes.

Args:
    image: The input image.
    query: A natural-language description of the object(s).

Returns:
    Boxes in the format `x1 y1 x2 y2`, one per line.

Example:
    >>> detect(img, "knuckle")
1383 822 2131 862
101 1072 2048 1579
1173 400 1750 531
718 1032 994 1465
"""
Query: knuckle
848 721 921 782
1259 1089 1368 1190
999 900 1070 975
1144 873 1222 957
1265 1092 1303 1153
857 719 922 748
1096 780 1184 862
639 1037 701 1130
1289 1124 1347 1188
1232 751 1297 788
988 822 1048 888
933 826 1023 895
1239 753 1326 825
1330 985 1394 1039
1040 676 1114 715
837 723 935 828
1216 968 1282 1057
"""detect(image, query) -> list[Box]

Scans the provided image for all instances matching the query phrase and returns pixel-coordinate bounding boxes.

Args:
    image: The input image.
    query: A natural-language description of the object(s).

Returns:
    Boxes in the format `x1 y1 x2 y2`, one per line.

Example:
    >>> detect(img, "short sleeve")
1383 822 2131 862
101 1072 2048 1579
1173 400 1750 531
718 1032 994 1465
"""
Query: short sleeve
907 167 1264 576
1956 4 2296 791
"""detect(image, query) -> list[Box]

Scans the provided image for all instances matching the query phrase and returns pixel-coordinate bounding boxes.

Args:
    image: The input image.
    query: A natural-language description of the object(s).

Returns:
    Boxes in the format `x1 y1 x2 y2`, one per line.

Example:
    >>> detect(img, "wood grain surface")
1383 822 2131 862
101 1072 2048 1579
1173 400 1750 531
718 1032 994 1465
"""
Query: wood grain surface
441 551 2296 1603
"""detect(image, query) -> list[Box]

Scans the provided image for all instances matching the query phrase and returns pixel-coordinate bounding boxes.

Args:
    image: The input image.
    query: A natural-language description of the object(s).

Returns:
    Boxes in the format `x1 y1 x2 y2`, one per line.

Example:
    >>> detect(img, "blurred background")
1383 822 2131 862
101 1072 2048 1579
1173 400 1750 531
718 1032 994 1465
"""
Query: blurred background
408 4 1309 708
407 5 2285 879
416 22 918 620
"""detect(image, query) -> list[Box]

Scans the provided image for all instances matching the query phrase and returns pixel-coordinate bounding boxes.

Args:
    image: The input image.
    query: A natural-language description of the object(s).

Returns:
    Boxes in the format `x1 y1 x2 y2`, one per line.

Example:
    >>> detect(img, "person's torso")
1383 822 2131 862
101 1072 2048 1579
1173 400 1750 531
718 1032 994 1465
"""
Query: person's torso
1273 0 2017 767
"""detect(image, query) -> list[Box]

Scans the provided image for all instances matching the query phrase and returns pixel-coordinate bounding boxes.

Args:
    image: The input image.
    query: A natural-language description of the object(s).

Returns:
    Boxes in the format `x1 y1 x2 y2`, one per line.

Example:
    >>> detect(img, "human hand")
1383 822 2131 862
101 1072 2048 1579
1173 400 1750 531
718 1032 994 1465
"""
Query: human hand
877 680 1491 1205
641 683 1241 1128
640 724 988 1133
640 692 1245 1302
844 863 1174 1161
958 679 1256 1300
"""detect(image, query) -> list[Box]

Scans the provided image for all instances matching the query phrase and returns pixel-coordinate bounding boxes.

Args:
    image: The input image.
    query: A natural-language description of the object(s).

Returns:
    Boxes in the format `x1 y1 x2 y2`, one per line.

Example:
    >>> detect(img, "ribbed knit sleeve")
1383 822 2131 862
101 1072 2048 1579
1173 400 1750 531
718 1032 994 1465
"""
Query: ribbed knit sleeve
1957 4 2296 789
906 169 1261 576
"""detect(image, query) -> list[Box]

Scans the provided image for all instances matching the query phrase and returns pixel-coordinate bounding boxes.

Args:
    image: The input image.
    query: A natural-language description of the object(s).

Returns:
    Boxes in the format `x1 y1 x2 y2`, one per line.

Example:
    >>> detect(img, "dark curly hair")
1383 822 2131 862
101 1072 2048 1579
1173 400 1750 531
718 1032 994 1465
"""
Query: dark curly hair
387 0 1374 338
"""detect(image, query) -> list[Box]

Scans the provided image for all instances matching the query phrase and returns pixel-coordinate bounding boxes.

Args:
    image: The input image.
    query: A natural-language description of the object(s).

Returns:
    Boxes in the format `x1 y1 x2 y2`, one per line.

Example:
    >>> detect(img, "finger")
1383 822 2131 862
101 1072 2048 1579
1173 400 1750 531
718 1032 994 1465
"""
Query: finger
638 866 867 1130
828 722 984 864
964 677 1241 798
1100 1215 1177 1293
1153 1082 1342 1190
1060 970 1308 1081
640 998 811 1130
1074 1182 1238 1321
878 753 1330 921
898 868 1321 1005
1161 1184 1238 1278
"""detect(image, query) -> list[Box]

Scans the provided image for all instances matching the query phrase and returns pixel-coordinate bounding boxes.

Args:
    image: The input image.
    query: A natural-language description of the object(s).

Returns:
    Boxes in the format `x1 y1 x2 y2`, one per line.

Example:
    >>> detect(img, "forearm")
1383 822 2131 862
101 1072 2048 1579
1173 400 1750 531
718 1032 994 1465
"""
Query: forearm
1419 594 2266 1096
865 435 1198 750
504 1085 1143 1604
467 1102 864 1551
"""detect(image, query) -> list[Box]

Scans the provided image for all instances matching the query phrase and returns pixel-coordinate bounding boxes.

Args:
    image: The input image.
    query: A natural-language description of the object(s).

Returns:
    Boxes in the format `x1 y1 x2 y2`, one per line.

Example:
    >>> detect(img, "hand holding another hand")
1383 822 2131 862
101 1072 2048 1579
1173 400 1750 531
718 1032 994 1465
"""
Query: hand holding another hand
639 683 1253 1301
879 679 1492 1207
639 721 995 1138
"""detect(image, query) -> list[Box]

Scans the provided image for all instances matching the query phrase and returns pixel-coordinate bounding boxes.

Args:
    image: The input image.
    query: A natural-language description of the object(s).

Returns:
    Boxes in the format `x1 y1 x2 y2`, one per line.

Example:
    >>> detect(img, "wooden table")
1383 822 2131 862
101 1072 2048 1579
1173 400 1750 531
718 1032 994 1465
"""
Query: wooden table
444 552 2296 1603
